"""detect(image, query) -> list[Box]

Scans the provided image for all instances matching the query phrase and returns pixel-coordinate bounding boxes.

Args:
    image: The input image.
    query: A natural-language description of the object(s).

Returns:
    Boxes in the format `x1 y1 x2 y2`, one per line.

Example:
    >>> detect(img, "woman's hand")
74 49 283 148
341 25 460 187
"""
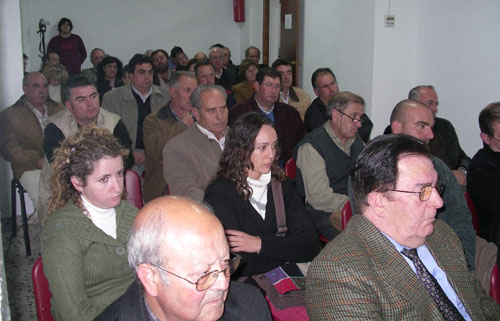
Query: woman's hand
225 229 262 254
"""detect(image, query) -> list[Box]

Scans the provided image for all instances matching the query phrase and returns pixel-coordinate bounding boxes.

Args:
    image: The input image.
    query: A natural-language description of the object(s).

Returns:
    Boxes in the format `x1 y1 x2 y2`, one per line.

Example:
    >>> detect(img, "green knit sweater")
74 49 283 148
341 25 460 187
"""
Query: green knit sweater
41 200 138 321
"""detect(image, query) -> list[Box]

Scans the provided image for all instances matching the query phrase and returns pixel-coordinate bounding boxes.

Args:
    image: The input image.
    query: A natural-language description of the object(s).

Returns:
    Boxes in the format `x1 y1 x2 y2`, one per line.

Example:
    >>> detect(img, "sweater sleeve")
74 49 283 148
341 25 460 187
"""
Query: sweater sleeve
113 120 134 169
43 123 65 163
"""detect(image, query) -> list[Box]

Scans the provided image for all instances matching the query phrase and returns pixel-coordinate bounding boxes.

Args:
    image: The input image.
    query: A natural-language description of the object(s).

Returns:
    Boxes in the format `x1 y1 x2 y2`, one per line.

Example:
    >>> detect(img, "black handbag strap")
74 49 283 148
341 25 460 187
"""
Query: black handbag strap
271 178 287 237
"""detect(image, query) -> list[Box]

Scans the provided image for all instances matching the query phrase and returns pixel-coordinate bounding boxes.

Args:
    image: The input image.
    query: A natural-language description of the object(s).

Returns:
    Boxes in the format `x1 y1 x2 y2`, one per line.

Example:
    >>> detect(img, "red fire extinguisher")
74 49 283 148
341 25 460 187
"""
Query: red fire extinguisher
234 0 245 22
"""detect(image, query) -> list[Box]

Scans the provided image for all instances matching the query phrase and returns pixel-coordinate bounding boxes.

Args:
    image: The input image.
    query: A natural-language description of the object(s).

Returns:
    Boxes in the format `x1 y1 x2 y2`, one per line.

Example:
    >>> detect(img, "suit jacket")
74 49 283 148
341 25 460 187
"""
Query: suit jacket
306 215 500 320
0 96 63 178
431 117 471 170
279 86 311 120
142 103 186 203
163 124 227 202
229 95 306 163
93 279 272 321
101 83 170 148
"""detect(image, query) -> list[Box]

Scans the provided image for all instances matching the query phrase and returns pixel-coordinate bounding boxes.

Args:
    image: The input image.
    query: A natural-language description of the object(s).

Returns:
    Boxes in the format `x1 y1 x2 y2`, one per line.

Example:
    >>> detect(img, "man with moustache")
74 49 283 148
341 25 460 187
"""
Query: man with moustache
151 49 171 88
143 71 197 203
94 196 271 321
294 91 365 240
229 68 306 164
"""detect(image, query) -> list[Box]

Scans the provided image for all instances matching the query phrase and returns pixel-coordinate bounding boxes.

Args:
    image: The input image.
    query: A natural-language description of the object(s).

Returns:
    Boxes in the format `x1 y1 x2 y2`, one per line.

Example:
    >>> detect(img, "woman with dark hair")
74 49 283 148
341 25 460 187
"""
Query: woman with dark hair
96 56 124 101
41 125 138 321
47 17 87 75
204 112 318 277
231 59 259 104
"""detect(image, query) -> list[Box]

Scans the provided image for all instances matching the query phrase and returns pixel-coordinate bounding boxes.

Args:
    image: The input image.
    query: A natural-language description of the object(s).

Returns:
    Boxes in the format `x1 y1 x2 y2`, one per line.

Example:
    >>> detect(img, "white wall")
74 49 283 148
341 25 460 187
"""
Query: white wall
302 0 376 115
21 0 245 71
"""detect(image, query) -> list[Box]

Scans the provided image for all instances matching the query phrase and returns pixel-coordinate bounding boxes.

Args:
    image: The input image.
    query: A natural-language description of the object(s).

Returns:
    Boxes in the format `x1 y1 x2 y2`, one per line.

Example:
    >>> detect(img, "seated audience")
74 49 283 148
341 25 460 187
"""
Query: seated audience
40 52 60 72
0 72 63 210
82 48 105 84
143 71 197 203
306 134 500 320
41 125 138 321
194 59 237 108
468 102 500 252
390 99 476 269
231 59 258 104
96 56 124 101
245 46 268 69
294 92 365 240
95 196 271 321
272 58 311 120
230 68 306 164
205 113 318 277
163 84 228 202
304 67 372 142
42 63 68 104
210 47 238 91
409 85 470 185
222 46 238 79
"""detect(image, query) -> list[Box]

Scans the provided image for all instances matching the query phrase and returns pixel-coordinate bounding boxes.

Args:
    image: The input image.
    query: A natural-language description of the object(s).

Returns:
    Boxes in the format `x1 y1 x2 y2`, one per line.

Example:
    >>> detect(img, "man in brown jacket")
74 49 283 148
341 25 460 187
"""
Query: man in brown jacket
143 71 197 203
0 72 63 207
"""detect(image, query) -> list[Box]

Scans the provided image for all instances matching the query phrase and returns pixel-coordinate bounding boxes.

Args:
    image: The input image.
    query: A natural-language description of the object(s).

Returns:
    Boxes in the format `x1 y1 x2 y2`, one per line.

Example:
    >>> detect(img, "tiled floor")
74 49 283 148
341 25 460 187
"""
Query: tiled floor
3 215 40 321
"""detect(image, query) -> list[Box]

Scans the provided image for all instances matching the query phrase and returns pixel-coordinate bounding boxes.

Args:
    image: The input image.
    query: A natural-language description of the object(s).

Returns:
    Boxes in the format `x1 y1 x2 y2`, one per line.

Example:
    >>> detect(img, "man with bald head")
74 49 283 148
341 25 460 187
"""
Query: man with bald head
389 99 476 269
94 196 271 321
0 72 63 208
409 85 470 185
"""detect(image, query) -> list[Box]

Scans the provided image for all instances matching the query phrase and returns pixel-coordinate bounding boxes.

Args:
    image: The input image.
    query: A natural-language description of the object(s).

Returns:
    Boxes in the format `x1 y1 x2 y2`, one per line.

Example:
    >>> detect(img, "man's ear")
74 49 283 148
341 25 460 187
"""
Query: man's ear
252 81 260 93
22 85 28 95
480 132 490 146
367 192 385 217
137 263 160 297
70 176 84 193
391 121 402 134
191 107 200 121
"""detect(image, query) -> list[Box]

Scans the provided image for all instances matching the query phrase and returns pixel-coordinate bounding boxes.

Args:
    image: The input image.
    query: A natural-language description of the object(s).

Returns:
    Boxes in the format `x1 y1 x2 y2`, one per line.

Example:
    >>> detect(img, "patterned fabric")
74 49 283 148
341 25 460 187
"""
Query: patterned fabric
401 248 465 321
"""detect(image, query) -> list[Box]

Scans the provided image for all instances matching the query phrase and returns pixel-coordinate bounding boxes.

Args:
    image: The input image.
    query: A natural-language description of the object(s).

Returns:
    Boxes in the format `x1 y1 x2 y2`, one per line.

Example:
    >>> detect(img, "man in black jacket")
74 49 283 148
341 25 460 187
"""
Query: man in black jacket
409 85 470 186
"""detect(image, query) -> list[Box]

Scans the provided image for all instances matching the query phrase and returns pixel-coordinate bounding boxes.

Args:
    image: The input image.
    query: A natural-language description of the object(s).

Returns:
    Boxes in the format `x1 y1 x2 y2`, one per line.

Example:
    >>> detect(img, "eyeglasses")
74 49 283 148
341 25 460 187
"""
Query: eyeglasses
387 180 445 202
335 108 363 124
262 83 282 90
150 255 241 291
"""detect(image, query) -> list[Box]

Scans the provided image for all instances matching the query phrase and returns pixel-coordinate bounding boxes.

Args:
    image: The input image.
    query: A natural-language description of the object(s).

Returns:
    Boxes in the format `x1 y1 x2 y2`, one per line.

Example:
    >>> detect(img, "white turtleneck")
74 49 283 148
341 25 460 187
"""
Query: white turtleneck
247 172 271 220
82 195 117 239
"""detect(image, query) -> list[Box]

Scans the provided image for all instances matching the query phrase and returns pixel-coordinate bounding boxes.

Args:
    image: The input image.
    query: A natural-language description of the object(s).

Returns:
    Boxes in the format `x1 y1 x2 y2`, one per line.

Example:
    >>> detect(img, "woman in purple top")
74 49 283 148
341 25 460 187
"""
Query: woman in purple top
47 17 87 76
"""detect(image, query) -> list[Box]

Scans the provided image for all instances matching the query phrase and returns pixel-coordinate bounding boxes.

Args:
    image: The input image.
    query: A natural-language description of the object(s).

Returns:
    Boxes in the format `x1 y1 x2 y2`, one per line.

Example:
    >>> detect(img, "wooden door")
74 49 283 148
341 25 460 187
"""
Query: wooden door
278 0 300 86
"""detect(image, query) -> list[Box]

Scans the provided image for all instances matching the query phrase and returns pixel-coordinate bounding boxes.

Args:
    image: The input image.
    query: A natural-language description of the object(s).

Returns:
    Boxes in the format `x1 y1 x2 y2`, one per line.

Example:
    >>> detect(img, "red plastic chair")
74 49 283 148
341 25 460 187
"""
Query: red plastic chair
285 158 296 180
32 257 54 321
125 170 143 209
490 263 500 306
464 191 479 233
341 201 353 230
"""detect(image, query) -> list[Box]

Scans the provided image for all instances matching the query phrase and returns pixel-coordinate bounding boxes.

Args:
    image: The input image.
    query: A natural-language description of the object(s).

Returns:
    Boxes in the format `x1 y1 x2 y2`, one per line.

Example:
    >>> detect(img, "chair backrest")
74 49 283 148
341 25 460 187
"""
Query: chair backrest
32 257 54 321
125 170 143 209
341 201 353 230
464 191 479 234
490 262 500 306
284 158 296 180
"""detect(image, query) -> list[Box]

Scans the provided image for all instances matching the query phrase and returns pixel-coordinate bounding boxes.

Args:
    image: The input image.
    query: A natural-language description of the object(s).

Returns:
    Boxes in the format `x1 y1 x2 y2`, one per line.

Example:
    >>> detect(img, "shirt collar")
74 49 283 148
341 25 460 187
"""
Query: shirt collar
131 84 153 102
196 122 226 150
255 96 274 114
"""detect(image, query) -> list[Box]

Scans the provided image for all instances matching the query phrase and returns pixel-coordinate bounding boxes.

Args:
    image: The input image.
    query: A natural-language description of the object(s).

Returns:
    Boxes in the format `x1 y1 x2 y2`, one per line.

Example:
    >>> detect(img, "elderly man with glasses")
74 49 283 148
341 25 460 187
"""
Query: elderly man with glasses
293 91 365 240
94 196 271 321
306 134 500 320
389 99 476 270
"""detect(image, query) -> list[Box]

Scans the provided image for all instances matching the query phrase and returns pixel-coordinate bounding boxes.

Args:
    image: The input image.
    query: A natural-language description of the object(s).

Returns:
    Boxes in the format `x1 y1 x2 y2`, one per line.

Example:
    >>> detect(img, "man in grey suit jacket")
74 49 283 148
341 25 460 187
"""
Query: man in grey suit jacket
306 134 500 320
163 84 228 202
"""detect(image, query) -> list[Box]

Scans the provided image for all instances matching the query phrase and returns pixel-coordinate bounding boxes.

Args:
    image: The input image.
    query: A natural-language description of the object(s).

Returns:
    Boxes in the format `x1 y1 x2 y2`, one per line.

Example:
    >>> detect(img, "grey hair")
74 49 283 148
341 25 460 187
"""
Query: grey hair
326 91 365 119
128 211 170 284
190 84 227 111
408 85 435 100
169 71 196 89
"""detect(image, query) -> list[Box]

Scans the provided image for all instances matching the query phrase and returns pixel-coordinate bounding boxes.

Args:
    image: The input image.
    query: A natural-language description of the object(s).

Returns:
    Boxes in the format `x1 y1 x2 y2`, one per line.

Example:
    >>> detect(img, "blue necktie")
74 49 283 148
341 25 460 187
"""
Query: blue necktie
401 248 466 321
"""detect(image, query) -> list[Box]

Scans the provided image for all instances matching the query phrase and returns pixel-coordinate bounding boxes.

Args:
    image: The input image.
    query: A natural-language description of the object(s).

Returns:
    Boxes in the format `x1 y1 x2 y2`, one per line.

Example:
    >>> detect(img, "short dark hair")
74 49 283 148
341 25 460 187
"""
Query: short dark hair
239 59 259 80
151 49 169 60
271 58 291 70
170 46 184 59
351 134 431 213
255 67 281 85
194 59 214 78
245 46 260 58
479 102 500 137
128 54 153 74
408 85 435 100
210 43 225 49
326 91 364 119
311 68 336 89
96 56 123 80
62 75 95 103
57 17 73 33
